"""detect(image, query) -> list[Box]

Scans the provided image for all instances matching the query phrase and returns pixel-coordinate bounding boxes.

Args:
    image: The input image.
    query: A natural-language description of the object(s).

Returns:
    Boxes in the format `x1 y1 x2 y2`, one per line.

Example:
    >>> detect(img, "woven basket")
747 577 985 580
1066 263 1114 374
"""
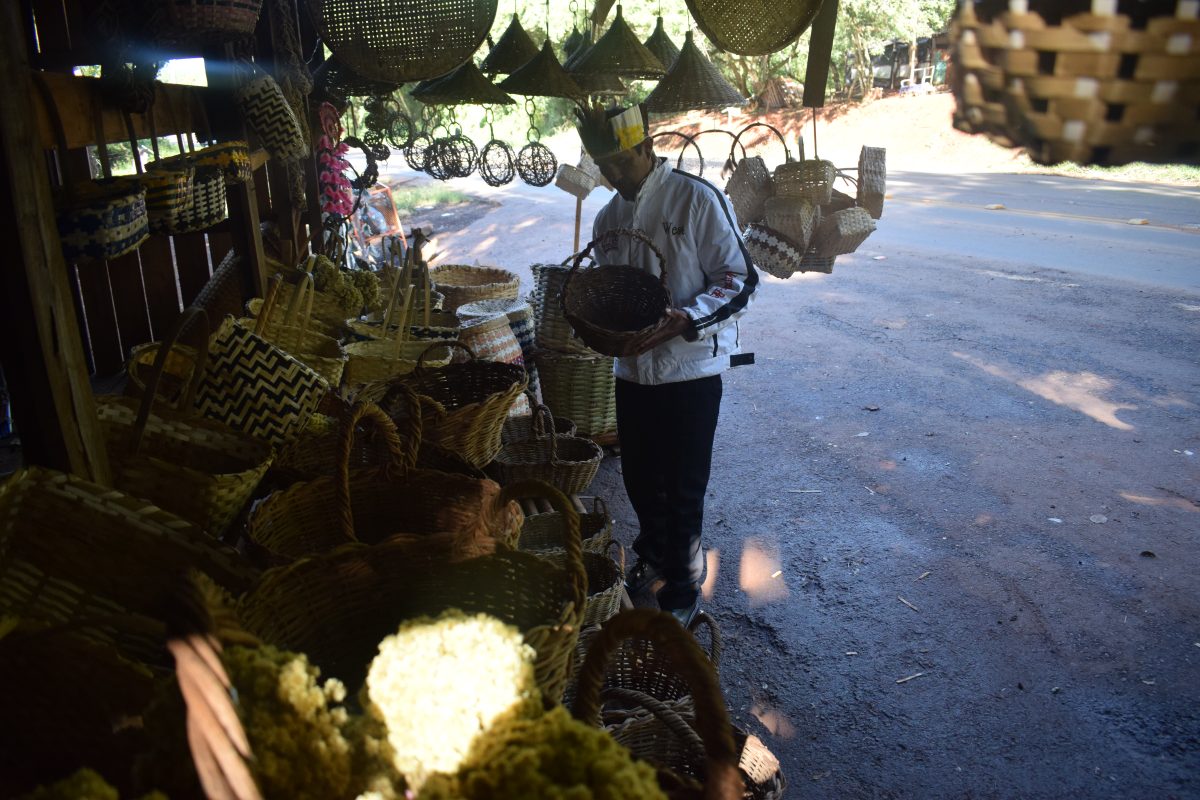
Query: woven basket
535 349 617 438
952 3 1200 166
245 276 348 386
459 297 539 394
482 12 541 75
535 541 625 629
456 312 526 366
764 195 820 250
518 495 612 555
810 206 877 257
238 479 586 700
349 309 459 342
724 155 773 227
432 264 520 312
125 340 201 411
502 393 577 444
100 308 273 537
235 67 308 161
165 0 263 43
644 30 747 113
857 146 886 220
562 228 673 358
150 141 252 185
743 223 806 279
488 405 604 495
530 262 603 355
376 342 528 468
309 0 498 84
685 0 824 57
247 400 522 560
571 609 743 798
570 5 666 79
139 161 195 234
56 178 150 262
774 159 835 203
151 164 227 234
554 163 597 198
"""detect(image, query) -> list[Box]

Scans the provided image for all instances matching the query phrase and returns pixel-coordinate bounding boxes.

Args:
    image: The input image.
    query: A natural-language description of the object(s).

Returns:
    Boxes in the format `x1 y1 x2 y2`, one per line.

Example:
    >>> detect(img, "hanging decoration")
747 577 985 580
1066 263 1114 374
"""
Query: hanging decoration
564 30 628 96
570 4 666 79
312 55 402 110
426 117 481 180
406 108 436 172
642 16 681 70
499 40 586 99
479 109 516 187
516 99 557 187
316 102 354 219
644 30 746 113
480 13 540 75
410 61 516 106
684 0 823 56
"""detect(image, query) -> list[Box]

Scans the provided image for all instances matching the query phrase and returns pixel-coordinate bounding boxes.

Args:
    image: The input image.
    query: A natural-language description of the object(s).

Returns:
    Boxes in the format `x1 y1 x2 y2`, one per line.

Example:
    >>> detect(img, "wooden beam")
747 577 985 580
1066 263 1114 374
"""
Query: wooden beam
803 0 841 109
0 0 109 482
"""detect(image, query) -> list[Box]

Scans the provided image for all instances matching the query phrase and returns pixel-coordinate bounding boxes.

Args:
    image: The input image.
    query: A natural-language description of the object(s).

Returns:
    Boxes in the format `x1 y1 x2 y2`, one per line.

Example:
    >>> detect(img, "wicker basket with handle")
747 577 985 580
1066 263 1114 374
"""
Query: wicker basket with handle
518 494 612 555
535 348 617 438
247 398 522 560
432 264 521 312
238 479 586 701
487 404 603 496
242 275 348 387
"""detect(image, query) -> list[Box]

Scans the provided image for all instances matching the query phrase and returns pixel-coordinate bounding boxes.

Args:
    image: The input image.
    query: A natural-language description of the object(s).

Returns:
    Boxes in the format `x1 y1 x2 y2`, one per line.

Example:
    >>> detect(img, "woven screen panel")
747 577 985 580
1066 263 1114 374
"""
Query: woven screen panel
308 0 499 83
684 0 823 56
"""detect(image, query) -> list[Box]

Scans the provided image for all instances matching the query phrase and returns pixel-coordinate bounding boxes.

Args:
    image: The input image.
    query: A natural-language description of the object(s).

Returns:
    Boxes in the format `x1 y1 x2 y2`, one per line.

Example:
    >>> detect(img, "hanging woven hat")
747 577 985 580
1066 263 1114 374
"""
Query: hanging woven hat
499 40 585 99
571 4 666 79
644 30 746 113
565 31 629 95
480 13 540 75
313 55 402 105
563 25 584 58
411 61 516 105
642 16 681 70
308 0 499 83
684 0 823 56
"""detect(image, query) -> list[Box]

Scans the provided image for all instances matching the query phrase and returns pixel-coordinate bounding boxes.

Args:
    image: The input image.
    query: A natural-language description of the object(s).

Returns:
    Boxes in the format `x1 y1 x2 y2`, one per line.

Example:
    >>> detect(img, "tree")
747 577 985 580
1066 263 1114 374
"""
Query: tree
835 0 955 97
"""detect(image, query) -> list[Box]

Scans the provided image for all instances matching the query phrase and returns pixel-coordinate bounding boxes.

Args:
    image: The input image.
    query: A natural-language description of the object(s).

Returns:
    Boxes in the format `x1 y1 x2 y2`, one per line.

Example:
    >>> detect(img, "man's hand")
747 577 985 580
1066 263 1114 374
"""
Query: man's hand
623 308 693 356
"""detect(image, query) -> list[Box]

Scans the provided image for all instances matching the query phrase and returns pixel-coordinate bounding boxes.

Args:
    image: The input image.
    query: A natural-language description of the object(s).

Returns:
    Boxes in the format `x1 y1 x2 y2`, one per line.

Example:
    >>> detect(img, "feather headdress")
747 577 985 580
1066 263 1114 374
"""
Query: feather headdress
573 101 648 158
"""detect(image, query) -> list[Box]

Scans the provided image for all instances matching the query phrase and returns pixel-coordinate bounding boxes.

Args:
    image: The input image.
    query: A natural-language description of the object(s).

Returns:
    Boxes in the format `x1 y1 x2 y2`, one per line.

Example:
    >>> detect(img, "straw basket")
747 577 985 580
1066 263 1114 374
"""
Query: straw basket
56 178 149 262
343 333 452 386
535 349 617 438
764 195 820 250
952 2 1200 166
536 541 625 629
125 340 201 412
239 479 586 701
138 161 195 234
431 264 520 312
774 159 835 204
530 262 602 355
244 276 348 387
460 297 539 397
571 609 743 799
561 228 673 358
247 400 522 560
375 342 528 468
502 392 577 443
685 0 823 57
555 163 597 199
724 155 773 227
99 308 273 536
164 0 263 44
857 146 886 220
235 67 307 161
488 405 603 496
810 206 877 258
518 495 612 555
150 141 251 186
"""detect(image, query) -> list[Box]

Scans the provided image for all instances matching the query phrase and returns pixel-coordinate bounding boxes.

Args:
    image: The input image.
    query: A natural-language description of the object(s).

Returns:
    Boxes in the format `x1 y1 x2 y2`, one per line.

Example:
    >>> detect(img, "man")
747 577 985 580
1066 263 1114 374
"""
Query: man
574 102 759 626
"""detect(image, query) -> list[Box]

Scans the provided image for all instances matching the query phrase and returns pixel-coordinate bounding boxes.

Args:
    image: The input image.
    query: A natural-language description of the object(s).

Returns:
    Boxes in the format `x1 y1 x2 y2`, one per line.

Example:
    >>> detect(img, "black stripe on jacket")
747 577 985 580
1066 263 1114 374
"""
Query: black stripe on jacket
672 169 759 332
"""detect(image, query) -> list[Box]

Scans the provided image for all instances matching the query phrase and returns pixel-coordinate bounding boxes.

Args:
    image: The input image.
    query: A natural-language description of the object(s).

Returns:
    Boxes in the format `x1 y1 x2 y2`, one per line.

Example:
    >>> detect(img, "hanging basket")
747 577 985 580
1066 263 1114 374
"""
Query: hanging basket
497 40 586 98
138 161 195 234
642 16 681 70
743 222 806 279
857 146 886 220
644 30 747 113
571 4 666 79
684 0 823 56
164 0 264 44
99 308 273 537
150 141 252 186
480 13 540 75
561 228 672 358
809 206 876 258
309 0 499 84
235 67 308 161
724 155 773 227
431 264 520 312
773 158 835 203
247 399 522 560
238 479 587 700
764 195 820 250
487 405 603 496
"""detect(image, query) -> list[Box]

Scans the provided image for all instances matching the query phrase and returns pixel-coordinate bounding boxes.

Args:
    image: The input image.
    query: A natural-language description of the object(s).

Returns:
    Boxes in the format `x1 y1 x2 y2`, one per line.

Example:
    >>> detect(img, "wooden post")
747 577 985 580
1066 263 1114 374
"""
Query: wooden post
0 0 110 483
573 195 583 254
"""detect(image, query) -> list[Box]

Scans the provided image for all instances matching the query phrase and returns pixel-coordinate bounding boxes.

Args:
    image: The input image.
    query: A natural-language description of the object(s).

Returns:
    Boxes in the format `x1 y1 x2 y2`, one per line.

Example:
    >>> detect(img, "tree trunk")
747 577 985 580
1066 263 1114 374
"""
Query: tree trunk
908 39 918 84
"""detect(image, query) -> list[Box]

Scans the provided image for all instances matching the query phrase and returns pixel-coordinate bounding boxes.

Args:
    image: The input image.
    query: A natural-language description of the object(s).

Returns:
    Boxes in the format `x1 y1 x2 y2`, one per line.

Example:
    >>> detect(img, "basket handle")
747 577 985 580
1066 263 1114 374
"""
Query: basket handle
571 609 742 799
607 538 627 576
603 687 706 760
282 271 316 336
130 306 211 454
255 275 283 337
729 121 792 169
531 403 556 439
415 340 476 373
334 400 422 544
499 480 586 619
390 287 415 362
564 227 672 305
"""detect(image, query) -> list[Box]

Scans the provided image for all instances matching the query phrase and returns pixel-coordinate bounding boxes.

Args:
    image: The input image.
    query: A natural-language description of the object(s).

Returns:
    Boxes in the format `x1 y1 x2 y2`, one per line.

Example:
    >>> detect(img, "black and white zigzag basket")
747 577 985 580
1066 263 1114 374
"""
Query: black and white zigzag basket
235 69 307 161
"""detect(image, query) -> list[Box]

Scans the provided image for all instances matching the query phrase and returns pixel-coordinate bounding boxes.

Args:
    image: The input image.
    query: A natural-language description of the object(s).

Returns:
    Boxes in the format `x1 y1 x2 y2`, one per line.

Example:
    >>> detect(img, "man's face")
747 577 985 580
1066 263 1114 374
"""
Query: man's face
595 140 655 202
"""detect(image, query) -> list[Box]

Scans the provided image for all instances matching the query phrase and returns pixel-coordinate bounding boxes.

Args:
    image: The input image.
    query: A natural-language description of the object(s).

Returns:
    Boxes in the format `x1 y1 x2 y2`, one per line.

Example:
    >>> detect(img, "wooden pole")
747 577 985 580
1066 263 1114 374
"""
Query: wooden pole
573 195 583 254
0 1 110 483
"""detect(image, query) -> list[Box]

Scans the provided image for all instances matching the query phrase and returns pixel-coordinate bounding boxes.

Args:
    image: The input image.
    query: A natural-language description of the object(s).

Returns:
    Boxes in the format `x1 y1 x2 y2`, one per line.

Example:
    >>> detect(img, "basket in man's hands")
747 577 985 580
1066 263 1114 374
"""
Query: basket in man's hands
561 228 673 358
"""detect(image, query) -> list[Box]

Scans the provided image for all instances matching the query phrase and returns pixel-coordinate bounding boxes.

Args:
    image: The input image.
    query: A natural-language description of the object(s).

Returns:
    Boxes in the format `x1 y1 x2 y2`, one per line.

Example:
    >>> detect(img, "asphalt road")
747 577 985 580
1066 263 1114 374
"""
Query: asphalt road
393 164 1200 798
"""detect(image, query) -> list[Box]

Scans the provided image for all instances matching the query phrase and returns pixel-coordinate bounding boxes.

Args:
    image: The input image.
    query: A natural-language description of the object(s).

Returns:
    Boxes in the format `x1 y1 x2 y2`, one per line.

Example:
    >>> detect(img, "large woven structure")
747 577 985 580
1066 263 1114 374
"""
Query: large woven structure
570 4 666 79
642 16 681 70
951 0 1200 165
308 0 498 83
684 0 823 56
411 61 515 105
480 13 540 75
644 30 746 113
499 40 586 98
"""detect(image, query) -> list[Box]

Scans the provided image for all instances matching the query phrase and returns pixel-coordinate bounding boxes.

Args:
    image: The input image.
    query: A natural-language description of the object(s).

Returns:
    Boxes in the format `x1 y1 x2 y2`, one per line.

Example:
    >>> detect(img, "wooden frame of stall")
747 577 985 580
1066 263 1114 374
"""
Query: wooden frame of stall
0 0 326 484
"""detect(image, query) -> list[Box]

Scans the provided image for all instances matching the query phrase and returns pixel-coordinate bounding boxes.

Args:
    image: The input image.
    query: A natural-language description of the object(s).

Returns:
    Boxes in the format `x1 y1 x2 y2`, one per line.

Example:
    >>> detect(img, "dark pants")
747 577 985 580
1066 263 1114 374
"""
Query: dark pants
615 374 722 611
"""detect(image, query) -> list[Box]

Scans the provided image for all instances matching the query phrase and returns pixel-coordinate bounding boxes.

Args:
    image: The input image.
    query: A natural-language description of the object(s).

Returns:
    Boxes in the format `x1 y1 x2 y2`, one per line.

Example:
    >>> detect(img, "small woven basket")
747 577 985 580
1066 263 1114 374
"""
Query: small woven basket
487 405 604 495
518 494 612 554
502 393 577 444
535 541 626 629
156 164 227 234
235 67 308 161
554 163 597 199
431 264 520 312
857 146 886 219
562 228 673 358
165 0 264 44
138 162 195 234
773 159 835 203
743 223 807 280
459 297 539 395
724 155 773 227
764 195 820 250
238 479 586 701
810 206 877 258
535 349 617 438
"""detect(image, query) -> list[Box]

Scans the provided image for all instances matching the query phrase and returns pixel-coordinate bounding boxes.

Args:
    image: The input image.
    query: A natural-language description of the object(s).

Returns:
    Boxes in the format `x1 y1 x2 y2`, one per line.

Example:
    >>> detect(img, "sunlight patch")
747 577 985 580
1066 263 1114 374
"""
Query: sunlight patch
739 538 789 605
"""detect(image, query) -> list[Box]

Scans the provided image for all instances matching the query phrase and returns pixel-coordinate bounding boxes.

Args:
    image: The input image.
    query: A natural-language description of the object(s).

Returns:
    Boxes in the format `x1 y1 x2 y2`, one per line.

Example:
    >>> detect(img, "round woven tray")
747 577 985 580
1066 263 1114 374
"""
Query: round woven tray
684 0 823 56
432 263 520 312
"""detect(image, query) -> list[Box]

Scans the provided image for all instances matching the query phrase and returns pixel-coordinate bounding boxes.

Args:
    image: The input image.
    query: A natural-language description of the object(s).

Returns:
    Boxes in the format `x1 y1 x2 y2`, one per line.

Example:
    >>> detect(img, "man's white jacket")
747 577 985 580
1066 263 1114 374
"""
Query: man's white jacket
591 158 759 385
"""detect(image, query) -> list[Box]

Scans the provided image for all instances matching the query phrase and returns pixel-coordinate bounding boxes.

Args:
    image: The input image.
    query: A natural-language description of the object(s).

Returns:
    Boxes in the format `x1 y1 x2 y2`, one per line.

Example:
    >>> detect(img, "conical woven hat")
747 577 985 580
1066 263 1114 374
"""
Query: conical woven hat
571 4 666 79
685 0 822 56
564 30 627 95
313 56 401 104
480 14 540 75
642 16 680 71
412 61 515 105
645 30 745 113
563 26 584 58
499 41 585 99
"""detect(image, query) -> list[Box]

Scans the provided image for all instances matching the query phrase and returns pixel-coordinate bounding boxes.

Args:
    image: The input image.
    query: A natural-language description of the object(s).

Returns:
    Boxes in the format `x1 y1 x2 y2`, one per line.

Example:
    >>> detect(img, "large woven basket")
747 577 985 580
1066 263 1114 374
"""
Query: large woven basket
535 349 617 438
375 342 529 468
238 479 586 701
308 0 498 84
952 1 1200 166
247 400 522 560
530 262 603 356
432 264 520 312
164 0 264 44
100 308 273 537
562 228 673 358
571 609 743 799
488 405 603 496
685 0 823 56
